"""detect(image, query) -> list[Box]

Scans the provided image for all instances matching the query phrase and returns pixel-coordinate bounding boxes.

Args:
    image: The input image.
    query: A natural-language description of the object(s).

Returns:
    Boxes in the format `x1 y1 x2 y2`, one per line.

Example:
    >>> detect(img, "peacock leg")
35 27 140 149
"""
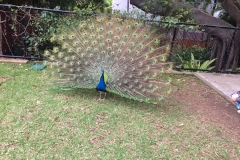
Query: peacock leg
98 91 102 100
103 92 107 100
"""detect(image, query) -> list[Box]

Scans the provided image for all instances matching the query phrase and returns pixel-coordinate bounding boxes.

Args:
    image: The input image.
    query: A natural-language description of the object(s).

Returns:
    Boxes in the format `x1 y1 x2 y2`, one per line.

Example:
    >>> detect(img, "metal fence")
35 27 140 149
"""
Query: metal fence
0 4 239 72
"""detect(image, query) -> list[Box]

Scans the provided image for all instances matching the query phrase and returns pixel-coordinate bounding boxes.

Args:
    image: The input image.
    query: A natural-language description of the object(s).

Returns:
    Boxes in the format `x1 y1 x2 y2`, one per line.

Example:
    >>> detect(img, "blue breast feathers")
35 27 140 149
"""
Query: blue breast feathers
96 74 107 92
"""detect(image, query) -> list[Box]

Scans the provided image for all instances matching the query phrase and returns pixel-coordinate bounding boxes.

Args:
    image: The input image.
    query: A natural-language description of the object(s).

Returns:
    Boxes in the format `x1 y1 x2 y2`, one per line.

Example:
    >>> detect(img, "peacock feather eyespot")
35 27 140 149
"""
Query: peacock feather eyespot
138 71 142 75
90 35 95 39
83 33 88 37
148 84 152 88
123 35 128 39
63 64 68 68
144 76 149 80
130 42 135 46
71 56 76 60
151 73 157 77
135 51 140 55
143 35 148 39
76 48 81 53
99 28 103 31
118 49 121 53
152 59 157 64
118 83 122 86
130 58 134 62
111 52 115 55
106 55 110 59
108 31 113 35
127 25 131 29
101 51 106 54
99 35 103 39
69 35 75 39
94 48 99 52
159 67 164 72
139 44 143 49
70 68 74 72
86 47 91 51
90 25 94 29
53 47 59 53
127 49 131 53
139 84 142 88
68 49 73 53
100 43 105 47
116 27 121 31
64 57 69 62
89 54 93 57
77 68 81 71
121 42 125 46
145 65 150 70
51 72 56 75
133 34 137 38
92 41 97 45
107 47 111 51
131 67 135 71
159 96 163 101
85 62 89 65
121 57 125 61
107 39 111 43
69 61 74 66
149 47 154 51
134 79 138 83
42 61 48 65
50 63 55 68
115 65 119 69
50 55 55 61
73 41 79 46
84 41 88 45
81 54 85 57
144 55 148 59
79 73 83 77
123 65 127 69
44 50 50 56
115 36 119 40
123 80 127 83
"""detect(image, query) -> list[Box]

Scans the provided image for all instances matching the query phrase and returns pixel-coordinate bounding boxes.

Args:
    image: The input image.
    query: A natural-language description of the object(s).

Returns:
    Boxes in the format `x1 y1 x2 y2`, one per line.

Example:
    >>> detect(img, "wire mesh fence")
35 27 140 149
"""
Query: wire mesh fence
0 4 239 71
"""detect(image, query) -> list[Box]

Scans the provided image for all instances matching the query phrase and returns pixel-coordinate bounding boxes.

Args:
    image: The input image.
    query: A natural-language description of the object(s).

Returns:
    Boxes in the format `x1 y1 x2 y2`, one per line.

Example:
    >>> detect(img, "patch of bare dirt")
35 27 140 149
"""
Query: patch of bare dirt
173 76 240 140
0 77 8 85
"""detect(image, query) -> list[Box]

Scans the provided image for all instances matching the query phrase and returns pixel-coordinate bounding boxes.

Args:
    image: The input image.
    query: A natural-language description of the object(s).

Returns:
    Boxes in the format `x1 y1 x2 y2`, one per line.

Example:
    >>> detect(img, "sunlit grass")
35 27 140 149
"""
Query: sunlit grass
0 63 239 159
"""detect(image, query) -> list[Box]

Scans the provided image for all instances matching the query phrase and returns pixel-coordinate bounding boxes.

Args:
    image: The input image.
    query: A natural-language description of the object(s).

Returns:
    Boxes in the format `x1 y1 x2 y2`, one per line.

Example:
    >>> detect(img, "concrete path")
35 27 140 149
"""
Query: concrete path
194 73 240 103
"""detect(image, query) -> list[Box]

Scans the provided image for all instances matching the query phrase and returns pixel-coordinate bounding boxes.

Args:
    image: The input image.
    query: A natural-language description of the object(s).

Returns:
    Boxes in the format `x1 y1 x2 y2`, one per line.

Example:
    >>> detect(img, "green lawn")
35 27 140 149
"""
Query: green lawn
0 63 239 159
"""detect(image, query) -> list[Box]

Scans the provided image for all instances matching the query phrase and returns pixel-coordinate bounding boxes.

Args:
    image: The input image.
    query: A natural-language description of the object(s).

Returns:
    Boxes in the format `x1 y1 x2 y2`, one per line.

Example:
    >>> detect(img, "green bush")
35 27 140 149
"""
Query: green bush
172 45 211 64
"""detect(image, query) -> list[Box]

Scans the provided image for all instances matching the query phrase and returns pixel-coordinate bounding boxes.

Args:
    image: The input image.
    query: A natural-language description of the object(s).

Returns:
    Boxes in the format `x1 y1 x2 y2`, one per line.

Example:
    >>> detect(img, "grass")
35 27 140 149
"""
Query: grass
0 63 239 159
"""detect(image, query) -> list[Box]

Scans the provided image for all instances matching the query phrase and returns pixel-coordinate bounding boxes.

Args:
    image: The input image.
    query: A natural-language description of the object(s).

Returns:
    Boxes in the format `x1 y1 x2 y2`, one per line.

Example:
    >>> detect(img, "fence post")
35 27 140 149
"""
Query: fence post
170 27 177 52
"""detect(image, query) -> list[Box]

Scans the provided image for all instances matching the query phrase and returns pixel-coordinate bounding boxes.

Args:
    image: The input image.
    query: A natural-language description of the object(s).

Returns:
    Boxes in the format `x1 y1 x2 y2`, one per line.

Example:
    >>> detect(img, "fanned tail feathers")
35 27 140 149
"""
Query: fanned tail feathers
43 14 173 103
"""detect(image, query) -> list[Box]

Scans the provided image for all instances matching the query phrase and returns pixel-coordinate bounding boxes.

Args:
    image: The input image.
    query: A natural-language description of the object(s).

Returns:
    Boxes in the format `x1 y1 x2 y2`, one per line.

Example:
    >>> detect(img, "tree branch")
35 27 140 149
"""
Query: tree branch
218 0 240 23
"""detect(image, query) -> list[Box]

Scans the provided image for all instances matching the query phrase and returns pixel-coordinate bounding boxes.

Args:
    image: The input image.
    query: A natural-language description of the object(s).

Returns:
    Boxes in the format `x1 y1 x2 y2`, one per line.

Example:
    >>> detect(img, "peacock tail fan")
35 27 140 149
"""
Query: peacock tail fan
42 13 174 104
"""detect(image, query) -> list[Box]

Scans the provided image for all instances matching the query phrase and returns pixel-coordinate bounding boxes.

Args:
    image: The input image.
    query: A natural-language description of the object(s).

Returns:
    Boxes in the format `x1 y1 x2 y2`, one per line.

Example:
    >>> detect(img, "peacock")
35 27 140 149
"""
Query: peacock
42 13 173 104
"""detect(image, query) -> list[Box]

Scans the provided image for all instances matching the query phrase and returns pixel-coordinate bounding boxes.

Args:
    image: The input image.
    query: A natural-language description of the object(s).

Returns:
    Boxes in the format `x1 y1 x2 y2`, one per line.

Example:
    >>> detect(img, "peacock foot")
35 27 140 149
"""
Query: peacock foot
97 91 107 101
